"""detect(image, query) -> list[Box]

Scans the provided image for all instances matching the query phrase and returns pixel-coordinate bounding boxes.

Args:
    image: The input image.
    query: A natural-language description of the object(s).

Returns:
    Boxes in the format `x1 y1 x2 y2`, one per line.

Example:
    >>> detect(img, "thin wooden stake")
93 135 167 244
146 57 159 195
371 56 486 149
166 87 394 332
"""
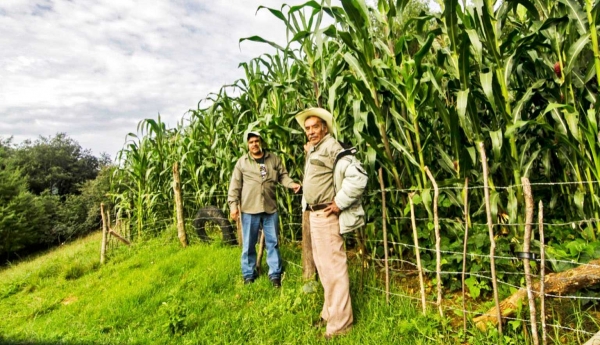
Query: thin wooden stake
478 141 503 336
108 230 131 246
107 209 112 231
378 168 390 304
173 162 187 247
107 208 113 251
539 201 547 345
461 178 469 334
100 203 108 264
358 225 366 292
522 177 539 345
302 210 316 280
256 230 266 274
236 206 243 248
424 167 443 317
409 192 427 315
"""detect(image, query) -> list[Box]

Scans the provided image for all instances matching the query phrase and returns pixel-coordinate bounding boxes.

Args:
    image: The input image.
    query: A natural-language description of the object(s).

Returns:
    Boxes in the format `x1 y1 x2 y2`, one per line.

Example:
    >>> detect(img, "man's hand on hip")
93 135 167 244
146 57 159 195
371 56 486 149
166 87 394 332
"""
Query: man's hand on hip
324 201 341 216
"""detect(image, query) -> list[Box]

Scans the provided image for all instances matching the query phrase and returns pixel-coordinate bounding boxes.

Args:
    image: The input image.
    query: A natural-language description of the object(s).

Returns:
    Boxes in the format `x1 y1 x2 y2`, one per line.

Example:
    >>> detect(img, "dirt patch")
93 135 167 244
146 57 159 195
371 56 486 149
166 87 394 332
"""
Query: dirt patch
61 295 78 305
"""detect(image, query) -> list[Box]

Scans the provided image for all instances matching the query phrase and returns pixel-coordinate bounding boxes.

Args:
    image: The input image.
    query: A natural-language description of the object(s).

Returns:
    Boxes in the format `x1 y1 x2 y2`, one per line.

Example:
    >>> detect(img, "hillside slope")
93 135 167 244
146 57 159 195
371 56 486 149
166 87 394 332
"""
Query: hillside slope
0 231 548 345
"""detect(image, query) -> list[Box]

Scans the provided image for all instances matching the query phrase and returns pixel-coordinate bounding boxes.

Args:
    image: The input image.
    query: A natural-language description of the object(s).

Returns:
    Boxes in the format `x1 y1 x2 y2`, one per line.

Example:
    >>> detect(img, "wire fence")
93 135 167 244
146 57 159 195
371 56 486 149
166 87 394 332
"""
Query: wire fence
102 177 600 343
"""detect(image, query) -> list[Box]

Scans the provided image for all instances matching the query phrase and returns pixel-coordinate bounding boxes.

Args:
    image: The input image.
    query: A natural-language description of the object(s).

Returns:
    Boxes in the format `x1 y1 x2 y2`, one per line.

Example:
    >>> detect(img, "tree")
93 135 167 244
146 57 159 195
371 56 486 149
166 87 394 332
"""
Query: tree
0 134 112 260
0 165 44 258
12 133 100 196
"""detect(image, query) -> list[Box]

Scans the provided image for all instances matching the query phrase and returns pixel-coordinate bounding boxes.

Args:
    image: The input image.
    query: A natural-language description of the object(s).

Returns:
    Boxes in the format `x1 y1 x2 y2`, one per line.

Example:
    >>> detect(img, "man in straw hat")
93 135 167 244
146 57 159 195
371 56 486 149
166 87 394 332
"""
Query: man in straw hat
295 107 368 339
228 131 301 288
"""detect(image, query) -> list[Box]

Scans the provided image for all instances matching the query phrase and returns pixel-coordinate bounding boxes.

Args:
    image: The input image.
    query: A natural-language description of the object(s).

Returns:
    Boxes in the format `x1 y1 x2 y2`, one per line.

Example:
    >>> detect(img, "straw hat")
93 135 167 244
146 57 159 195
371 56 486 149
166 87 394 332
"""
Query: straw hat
295 107 336 137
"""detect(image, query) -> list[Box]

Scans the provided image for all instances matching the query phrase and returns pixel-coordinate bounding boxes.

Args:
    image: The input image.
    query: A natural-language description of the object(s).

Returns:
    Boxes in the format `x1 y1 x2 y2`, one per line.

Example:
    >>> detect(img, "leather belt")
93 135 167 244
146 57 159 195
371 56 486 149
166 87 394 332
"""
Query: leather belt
307 203 331 211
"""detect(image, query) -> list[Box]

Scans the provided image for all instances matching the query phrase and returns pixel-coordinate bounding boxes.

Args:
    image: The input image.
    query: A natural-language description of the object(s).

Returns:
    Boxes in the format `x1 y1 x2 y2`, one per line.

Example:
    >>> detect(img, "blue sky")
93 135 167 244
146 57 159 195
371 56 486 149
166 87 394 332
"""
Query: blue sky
0 0 438 158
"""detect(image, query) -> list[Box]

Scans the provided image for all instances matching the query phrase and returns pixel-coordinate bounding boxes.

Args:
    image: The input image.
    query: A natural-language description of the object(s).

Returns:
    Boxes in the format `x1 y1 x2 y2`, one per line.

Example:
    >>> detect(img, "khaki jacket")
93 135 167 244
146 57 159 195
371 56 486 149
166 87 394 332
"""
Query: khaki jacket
228 151 295 214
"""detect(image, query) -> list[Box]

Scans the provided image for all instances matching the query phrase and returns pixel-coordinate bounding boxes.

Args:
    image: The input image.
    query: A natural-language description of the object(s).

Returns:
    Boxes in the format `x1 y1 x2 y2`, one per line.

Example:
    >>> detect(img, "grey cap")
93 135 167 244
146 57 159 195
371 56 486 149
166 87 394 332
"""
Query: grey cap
245 131 262 141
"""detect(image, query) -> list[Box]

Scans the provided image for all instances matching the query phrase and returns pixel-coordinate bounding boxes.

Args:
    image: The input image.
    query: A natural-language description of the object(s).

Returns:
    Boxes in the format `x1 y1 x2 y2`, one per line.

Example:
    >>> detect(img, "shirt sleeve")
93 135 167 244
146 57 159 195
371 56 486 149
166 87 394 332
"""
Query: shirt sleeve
227 159 243 212
276 156 295 188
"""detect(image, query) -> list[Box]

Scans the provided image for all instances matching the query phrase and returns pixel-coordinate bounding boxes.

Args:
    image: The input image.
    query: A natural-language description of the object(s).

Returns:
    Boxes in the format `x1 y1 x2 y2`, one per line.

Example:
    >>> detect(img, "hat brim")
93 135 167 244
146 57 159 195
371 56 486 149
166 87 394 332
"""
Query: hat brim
295 108 336 137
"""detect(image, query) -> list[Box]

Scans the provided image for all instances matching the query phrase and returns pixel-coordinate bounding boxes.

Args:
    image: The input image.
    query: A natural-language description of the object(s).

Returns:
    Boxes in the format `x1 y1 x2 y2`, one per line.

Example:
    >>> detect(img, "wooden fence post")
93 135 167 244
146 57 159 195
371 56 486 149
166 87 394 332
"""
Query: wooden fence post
378 168 390 304
409 192 427 315
461 178 469 334
302 210 316 280
539 201 547 345
425 167 443 317
106 208 113 251
478 141 503 336
100 203 108 264
236 206 243 248
173 162 187 247
522 177 539 345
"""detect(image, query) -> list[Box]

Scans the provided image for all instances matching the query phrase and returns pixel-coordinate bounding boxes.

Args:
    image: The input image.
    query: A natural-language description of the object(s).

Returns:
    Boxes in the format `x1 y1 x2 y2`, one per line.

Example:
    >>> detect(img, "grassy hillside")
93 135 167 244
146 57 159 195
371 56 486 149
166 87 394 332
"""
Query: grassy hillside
1 231 592 344
0 232 437 344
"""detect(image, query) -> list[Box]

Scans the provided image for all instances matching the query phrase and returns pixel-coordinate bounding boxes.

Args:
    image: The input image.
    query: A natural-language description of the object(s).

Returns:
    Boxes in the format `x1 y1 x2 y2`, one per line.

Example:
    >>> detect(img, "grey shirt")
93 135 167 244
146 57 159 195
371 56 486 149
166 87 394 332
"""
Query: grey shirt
228 151 295 214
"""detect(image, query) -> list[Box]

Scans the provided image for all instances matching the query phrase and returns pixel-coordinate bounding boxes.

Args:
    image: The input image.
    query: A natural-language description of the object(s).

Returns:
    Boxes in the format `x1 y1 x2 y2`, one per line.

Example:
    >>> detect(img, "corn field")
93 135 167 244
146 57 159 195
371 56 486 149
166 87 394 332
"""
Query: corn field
112 0 600 290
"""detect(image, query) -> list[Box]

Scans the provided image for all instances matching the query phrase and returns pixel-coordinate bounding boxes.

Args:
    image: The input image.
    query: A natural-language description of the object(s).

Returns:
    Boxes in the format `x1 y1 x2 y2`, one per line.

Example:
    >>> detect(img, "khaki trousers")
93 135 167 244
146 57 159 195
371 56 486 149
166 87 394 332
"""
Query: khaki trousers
309 210 353 335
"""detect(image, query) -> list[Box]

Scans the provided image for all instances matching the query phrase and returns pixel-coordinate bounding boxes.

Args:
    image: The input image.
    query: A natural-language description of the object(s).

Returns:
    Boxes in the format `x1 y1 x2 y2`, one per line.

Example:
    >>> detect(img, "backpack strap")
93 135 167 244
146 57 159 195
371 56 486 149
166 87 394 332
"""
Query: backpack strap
333 147 357 169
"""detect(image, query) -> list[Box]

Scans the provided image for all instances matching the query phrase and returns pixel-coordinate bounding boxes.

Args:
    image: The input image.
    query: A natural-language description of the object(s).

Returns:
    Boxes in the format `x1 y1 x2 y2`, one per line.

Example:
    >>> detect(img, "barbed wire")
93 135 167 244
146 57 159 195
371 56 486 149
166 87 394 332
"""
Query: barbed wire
364 285 597 336
367 240 519 261
366 180 600 195
114 211 600 273
380 259 536 278
367 239 600 269
386 216 600 229
543 293 600 301
151 202 600 235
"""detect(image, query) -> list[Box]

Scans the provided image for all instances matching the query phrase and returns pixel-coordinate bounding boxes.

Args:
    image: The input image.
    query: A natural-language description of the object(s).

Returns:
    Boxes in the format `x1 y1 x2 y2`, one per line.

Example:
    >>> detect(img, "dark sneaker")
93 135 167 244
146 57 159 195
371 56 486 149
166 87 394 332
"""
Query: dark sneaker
271 278 281 288
244 278 255 284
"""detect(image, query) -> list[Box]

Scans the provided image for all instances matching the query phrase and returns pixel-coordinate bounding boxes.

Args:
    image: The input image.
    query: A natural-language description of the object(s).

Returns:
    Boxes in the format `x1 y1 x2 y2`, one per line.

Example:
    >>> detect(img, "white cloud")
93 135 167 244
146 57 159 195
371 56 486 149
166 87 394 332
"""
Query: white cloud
0 0 436 158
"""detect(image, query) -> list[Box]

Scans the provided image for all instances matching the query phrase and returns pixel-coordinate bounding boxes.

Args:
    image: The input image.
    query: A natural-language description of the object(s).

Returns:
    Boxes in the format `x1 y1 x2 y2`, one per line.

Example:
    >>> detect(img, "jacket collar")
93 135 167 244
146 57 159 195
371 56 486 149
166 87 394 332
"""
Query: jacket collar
312 134 333 150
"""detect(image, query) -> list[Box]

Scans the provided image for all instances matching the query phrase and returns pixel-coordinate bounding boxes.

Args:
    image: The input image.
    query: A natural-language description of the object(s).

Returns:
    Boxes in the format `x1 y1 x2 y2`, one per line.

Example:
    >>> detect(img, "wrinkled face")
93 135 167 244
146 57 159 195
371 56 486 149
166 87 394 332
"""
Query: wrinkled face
304 116 328 146
247 136 262 155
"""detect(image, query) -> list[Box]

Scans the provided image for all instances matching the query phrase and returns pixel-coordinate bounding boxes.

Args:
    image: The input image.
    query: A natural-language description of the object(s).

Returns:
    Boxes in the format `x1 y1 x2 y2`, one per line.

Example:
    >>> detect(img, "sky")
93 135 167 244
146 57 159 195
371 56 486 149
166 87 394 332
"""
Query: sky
0 0 439 159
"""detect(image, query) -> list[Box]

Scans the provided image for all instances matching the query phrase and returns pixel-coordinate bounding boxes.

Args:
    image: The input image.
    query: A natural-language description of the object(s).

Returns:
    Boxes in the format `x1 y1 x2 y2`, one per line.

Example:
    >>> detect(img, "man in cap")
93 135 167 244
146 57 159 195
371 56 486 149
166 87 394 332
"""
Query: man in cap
228 131 301 287
295 107 367 339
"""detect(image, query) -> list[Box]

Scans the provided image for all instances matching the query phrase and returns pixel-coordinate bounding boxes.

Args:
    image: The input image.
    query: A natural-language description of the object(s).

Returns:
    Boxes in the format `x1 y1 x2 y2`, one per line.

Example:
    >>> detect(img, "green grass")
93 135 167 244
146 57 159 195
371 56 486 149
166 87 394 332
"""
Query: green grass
0 231 594 344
